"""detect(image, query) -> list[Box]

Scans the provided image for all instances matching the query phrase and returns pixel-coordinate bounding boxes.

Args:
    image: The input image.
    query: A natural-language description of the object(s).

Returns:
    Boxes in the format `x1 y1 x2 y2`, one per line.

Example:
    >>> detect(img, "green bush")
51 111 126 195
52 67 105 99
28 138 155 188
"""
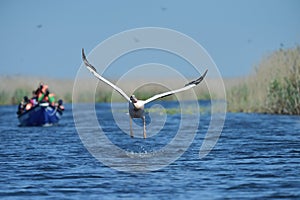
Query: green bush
63 92 72 103
227 83 250 112
0 90 10 105
11 88 30 105
96 90 112 102
227 45 300 115
266 66 300 114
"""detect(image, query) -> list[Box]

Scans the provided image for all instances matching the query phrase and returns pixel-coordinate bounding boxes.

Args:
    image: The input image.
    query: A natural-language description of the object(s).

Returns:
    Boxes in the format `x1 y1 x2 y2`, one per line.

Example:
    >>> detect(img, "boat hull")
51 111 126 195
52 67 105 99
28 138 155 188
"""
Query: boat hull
18 104 63 126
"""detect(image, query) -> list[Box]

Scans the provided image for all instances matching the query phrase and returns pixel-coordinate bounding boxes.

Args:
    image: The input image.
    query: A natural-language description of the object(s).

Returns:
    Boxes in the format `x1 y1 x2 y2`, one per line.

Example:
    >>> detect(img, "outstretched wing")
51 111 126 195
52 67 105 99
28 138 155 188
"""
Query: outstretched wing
82 48 131 102
143 69 208 104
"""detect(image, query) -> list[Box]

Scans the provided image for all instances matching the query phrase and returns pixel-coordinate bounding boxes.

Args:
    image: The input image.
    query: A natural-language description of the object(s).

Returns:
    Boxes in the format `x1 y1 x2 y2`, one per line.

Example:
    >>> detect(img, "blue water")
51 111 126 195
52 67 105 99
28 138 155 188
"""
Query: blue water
0 102 300 199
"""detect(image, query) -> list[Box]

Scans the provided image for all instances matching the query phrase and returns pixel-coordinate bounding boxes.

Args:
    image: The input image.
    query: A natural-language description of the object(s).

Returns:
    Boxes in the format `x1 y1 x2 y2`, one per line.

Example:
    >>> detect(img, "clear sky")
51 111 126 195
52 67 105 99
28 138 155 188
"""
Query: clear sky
0 0 299 78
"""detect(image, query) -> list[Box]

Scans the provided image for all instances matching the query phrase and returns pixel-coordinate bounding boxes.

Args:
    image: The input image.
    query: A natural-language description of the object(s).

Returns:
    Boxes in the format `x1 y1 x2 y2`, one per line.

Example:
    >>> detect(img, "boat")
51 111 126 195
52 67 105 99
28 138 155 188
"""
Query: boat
18 102 64 126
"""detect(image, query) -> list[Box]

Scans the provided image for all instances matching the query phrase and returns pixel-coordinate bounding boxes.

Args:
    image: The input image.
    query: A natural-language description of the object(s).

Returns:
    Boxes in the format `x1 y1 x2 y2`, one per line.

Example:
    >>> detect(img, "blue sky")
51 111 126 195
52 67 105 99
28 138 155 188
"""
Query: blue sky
0 0 299 78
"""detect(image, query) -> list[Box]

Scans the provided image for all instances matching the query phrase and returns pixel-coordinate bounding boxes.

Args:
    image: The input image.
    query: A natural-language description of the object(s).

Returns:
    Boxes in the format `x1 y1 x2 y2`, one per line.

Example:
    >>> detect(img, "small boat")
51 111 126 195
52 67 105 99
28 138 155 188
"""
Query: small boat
18 102 63 126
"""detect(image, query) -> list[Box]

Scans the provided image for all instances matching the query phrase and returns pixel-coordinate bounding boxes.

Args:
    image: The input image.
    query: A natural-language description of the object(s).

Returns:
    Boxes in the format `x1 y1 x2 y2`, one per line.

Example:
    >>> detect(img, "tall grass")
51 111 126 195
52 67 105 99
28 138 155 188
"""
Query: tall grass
3 46 298 115
0 91 9 105
0 75 213 105
11 88 31 105
0 76 74 105
227 45 300 115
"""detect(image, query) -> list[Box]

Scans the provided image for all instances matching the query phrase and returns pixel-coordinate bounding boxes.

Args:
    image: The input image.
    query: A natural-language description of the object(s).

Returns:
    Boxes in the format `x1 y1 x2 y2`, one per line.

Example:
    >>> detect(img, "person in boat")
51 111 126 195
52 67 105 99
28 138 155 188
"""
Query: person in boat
17 96 32 114
25 98 33 111
36 83 48 103
43 89 56 106
35 83 54 105
28 90 38 107
56 99 65 112
35 83 63 109
18 82 64 114
17 96 28 114
34 82 42 97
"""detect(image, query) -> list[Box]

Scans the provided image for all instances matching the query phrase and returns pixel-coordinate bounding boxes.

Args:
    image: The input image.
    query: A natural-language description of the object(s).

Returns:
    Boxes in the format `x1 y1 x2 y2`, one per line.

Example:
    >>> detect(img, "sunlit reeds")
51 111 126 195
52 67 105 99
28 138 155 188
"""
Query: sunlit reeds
2 46 299 115
0 75 212 105
226 45 300 115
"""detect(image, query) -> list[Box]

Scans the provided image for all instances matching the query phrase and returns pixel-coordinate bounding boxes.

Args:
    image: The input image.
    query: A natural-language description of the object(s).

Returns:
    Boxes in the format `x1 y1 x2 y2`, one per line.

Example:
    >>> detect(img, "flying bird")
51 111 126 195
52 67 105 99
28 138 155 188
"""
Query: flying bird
82 48 208 139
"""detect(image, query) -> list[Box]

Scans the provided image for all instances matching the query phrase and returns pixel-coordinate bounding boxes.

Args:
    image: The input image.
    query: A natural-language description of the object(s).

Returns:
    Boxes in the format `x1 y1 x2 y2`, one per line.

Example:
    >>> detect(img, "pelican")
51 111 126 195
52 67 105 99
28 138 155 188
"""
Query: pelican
82 48 208 139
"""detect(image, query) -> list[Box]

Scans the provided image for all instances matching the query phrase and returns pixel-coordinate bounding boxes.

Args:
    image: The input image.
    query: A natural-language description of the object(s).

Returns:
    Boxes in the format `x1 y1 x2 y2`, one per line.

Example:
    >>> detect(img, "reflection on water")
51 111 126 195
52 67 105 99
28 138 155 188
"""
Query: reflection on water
0 102 299 199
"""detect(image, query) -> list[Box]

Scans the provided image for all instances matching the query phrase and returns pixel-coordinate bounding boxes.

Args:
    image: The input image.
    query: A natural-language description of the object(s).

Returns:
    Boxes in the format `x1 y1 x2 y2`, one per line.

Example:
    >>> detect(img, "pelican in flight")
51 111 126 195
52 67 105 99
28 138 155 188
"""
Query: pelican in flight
82 48 208 139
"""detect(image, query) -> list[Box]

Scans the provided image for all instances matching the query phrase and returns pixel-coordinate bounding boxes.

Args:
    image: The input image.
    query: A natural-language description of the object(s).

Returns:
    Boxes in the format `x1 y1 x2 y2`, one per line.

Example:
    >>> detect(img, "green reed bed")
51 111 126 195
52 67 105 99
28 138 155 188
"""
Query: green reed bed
227 45 300 115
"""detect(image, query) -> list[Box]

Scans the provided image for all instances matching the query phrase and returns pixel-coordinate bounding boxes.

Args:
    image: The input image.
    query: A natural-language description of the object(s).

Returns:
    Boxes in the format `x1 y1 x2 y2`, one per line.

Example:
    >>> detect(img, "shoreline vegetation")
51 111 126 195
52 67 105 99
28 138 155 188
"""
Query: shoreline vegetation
227 45 300 115
1 46 299 115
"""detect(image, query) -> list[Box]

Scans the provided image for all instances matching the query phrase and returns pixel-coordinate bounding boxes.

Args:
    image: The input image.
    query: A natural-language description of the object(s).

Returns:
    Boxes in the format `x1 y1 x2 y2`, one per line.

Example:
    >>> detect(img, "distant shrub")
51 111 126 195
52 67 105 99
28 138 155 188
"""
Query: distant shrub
227 45 300 115
266 65 300 114
227 83 249 112
199 91 215 100
63 92 72 103
0 90 10 105
96 90 112 102
11 88 30 105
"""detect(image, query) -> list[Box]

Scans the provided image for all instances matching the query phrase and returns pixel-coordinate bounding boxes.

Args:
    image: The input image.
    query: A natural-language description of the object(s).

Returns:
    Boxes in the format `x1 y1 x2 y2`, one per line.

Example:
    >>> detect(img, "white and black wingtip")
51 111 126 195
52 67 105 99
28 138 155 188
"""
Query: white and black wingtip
185 69 208 86
82 48 97 72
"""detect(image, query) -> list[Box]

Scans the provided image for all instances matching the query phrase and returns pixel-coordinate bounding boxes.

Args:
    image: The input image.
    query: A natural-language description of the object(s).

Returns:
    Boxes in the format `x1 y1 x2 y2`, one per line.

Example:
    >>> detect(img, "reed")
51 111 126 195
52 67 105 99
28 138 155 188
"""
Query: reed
0 76 74 105
227 45 300 115
0 91 9 105
4 45 299 115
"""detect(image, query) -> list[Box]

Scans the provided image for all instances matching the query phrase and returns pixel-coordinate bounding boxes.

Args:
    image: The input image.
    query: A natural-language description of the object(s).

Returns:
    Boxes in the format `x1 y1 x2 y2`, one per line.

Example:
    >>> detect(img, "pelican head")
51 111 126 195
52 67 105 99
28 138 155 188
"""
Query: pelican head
130 95 138 103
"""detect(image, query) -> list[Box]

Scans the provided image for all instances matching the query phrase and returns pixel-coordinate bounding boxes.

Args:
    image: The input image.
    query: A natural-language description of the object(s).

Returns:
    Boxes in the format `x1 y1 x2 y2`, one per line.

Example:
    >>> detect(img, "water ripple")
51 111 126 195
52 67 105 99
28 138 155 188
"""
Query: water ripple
0 104 299 199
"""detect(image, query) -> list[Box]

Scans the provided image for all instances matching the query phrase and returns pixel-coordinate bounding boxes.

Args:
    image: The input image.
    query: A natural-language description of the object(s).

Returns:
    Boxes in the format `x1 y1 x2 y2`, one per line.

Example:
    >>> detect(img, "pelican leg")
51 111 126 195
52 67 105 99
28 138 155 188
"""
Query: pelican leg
130 116 133 138
143 116 146 139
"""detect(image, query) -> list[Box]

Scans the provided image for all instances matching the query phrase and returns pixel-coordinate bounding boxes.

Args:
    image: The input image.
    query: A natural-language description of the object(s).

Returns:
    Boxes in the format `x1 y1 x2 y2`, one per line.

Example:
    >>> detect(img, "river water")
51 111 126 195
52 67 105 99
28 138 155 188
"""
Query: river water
0 102 299 199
